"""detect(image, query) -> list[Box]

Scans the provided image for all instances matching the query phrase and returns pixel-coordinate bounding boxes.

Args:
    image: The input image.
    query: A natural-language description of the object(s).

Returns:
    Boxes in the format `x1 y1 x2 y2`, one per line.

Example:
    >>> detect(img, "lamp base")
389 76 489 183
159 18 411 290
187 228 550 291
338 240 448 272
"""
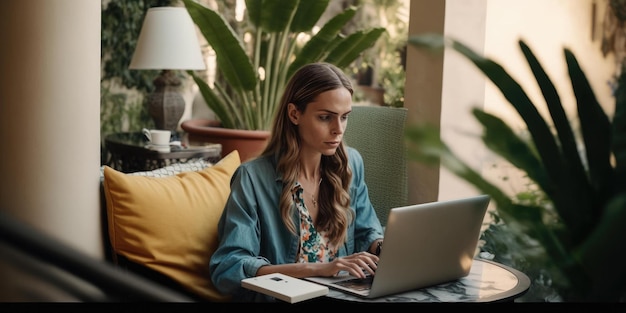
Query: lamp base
147 70 185 132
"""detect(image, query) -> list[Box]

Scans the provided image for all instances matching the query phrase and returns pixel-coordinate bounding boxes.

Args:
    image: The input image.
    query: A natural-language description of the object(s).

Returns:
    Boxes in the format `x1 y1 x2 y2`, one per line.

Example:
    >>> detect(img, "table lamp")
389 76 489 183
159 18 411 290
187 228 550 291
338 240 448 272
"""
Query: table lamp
129 6 206 132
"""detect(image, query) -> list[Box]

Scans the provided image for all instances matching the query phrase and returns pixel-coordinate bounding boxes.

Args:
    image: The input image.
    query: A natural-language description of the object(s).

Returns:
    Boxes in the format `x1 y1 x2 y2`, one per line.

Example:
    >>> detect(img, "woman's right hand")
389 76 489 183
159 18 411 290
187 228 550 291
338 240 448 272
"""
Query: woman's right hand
255 252 379 279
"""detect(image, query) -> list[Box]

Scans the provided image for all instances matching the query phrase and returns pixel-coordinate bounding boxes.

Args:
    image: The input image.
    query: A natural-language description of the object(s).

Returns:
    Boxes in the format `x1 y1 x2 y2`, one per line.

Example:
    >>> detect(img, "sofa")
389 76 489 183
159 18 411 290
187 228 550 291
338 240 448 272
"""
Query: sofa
99 150 241 302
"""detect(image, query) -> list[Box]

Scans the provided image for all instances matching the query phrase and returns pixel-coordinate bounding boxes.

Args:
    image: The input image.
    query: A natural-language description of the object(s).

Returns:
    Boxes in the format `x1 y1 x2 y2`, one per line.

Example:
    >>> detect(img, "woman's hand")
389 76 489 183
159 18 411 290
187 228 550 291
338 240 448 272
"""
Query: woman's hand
320 252 379 278
255 252 379 279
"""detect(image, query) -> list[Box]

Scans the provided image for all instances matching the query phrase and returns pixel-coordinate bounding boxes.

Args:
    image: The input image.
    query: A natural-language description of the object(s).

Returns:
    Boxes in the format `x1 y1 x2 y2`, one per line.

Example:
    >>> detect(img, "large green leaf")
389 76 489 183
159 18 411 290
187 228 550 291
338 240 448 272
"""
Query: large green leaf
563 49 613 239
290 0 329 33
613 64 626 186
519 41 581 171
325 28 386 68
565 50 612 188
189 71 236 129
183 0 256 92
519 41 594 241
288 7 358 78
472 109 549 191
246 0 298 32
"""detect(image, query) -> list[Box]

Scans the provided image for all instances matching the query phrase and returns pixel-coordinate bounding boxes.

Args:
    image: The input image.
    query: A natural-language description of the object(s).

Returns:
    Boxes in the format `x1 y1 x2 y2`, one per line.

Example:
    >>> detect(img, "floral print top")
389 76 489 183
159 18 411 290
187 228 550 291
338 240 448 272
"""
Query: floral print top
292 183 337 263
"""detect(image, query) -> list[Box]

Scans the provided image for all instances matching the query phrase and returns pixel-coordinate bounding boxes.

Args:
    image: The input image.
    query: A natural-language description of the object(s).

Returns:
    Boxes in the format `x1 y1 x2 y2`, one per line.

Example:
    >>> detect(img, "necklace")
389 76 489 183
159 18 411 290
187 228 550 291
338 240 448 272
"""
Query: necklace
310 178 322 208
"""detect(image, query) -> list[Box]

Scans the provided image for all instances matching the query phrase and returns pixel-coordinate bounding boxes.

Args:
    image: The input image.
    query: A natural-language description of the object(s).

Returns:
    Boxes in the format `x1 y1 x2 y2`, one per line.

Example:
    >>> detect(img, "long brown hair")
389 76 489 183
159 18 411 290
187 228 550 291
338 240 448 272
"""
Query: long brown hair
261 62 354 247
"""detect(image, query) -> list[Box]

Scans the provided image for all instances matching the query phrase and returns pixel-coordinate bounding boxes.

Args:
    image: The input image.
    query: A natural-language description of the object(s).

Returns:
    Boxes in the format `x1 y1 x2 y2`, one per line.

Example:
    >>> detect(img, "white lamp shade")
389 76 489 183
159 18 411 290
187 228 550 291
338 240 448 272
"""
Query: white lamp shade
129 7 206 70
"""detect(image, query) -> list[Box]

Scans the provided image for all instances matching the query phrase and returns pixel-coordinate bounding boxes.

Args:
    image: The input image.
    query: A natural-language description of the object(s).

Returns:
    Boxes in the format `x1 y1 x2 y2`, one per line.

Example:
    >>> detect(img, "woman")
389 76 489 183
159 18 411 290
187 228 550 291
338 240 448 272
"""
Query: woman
209 62 384 302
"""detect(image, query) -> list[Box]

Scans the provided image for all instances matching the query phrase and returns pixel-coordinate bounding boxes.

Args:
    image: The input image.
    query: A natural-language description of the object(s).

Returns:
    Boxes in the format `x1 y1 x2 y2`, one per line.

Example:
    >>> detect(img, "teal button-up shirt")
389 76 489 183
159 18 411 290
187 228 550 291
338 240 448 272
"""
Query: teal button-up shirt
209 147 384 301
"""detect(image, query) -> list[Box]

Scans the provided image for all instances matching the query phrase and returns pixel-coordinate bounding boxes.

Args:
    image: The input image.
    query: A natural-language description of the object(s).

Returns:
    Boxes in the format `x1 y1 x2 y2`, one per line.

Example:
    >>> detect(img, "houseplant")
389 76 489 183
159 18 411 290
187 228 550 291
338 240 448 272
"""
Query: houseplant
181 0 384 160
406 34 626 301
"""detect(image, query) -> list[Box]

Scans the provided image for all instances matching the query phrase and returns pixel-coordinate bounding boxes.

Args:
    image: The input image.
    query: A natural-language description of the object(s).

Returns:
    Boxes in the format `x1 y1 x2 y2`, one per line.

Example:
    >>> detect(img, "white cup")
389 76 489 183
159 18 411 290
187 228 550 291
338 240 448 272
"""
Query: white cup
142 128 171 146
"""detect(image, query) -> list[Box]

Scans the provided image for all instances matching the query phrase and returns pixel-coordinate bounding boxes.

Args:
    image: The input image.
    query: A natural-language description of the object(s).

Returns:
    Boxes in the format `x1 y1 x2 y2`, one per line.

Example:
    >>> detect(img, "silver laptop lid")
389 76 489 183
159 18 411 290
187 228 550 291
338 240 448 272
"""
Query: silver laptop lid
367 194 490 298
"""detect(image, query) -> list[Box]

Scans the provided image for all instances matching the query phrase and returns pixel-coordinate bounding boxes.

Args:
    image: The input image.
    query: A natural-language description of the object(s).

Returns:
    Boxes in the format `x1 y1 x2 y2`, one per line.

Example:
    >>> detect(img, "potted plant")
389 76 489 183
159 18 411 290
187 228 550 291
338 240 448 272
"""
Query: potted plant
180 0 384 161
406 34 626 301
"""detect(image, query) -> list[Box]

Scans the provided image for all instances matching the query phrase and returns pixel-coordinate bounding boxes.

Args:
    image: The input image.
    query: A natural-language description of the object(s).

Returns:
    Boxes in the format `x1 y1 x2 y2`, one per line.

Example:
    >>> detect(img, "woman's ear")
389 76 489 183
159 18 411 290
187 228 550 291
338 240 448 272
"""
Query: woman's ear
287 103 300 125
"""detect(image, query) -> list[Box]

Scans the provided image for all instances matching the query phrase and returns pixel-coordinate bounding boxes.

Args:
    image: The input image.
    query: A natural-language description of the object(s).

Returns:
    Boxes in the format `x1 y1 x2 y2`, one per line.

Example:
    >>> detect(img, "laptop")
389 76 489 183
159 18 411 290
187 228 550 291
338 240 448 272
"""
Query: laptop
305 194 490 299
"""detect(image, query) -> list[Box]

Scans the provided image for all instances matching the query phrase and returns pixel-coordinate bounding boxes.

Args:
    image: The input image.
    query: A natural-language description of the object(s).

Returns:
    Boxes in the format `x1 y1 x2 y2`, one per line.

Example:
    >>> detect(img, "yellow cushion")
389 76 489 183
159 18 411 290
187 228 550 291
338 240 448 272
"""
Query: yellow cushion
102 150 240 302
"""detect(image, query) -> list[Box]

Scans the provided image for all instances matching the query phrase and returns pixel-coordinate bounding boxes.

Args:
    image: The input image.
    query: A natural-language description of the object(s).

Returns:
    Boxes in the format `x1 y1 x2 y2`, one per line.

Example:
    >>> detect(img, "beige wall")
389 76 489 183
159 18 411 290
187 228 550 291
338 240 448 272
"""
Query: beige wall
0 0 103 258
406 0 616 204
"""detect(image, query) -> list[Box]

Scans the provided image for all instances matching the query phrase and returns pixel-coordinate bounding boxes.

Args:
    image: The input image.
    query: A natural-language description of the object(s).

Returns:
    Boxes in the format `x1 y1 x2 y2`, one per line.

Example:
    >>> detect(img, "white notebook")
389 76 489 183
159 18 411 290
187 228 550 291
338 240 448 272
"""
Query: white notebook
242 273 328 303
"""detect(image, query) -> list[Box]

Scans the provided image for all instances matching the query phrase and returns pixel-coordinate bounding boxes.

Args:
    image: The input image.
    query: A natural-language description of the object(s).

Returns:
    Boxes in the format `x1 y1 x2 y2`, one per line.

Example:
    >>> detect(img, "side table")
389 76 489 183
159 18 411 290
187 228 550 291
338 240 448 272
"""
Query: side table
322 258 530 303
104 132 222 173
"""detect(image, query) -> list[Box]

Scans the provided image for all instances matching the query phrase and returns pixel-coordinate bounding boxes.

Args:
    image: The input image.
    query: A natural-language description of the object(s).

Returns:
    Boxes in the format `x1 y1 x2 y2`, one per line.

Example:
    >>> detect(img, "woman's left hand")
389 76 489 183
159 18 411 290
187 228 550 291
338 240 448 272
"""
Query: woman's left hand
327 251 379 278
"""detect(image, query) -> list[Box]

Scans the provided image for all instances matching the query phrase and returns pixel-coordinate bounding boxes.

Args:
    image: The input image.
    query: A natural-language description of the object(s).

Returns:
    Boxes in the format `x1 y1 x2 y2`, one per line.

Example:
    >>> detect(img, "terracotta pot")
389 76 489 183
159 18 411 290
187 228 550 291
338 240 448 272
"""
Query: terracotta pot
181 118 270 162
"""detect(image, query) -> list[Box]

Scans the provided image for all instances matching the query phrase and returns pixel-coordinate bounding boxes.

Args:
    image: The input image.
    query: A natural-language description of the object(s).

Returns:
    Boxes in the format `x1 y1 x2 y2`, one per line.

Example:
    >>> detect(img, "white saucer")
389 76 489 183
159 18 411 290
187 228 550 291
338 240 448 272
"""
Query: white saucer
145 144 170 152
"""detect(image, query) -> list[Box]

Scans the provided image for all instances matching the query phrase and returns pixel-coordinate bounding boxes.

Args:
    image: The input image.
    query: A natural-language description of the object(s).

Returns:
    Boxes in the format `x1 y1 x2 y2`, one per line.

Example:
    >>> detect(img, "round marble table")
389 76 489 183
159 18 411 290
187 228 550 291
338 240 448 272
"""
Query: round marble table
324 258 530 303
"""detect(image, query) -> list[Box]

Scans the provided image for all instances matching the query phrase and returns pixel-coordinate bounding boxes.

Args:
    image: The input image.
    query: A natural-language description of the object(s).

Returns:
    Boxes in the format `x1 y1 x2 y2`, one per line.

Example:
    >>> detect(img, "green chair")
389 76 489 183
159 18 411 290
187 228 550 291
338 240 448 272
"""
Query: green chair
344 105 409 226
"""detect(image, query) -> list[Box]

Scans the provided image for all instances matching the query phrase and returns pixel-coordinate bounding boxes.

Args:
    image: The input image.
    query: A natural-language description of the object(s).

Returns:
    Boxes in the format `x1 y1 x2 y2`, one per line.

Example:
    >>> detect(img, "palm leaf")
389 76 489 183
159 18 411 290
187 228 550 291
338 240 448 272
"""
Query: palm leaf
246 0 299 32
261 0 297 32
325 28 386 68
519 41 594 241
290 0 329 33
472 109 549 190
519 41 582 175
189 72 236 129
565 50 613 189
288 7 357 78
183 0 256 91
613 64 626 186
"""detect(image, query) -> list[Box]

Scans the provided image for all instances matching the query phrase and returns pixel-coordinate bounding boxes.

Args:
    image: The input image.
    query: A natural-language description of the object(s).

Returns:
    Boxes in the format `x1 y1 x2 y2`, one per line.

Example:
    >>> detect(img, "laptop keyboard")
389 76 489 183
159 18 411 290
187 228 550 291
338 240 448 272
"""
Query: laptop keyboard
335 275 374 291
